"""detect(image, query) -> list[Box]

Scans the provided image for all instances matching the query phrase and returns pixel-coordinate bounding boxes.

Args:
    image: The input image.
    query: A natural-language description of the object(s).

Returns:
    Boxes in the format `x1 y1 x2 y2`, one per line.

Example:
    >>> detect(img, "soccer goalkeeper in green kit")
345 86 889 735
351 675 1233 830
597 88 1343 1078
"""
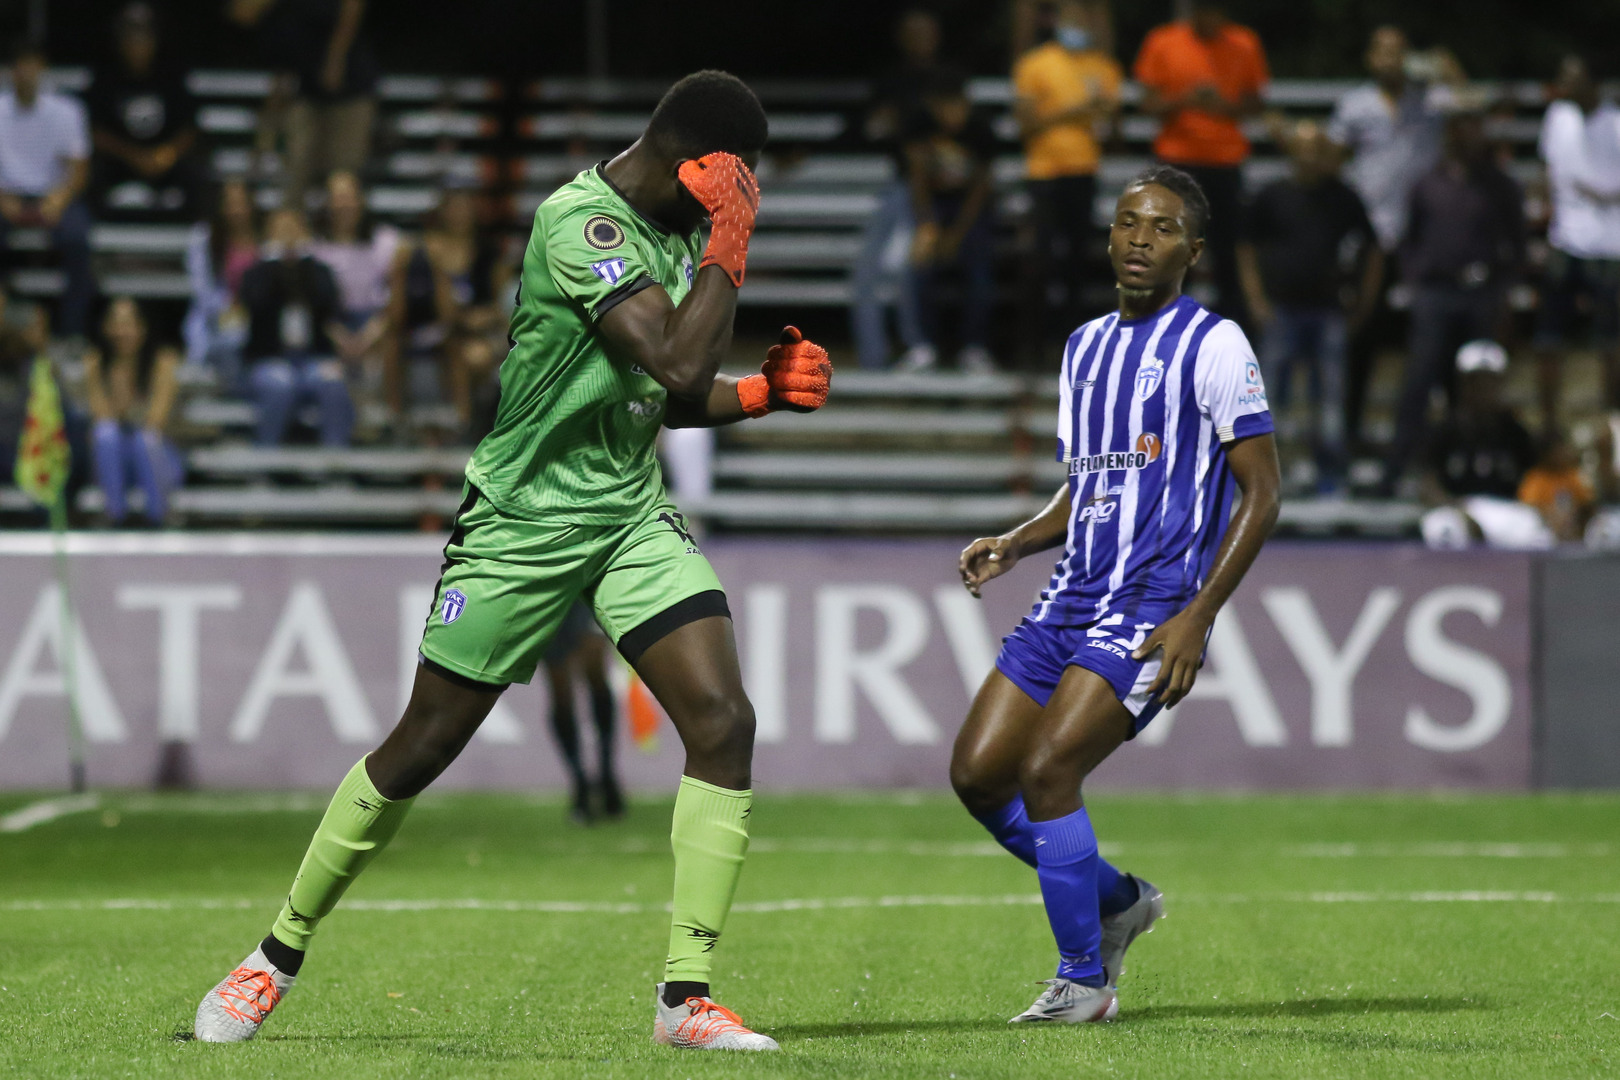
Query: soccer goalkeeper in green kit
193 70 832 1052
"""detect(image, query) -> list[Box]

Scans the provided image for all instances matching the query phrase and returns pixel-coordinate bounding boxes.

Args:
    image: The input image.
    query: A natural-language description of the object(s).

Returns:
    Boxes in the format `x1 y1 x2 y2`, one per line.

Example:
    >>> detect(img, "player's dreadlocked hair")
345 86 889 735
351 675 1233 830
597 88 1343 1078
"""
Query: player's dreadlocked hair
1126 165 1211 239
646 70 769 158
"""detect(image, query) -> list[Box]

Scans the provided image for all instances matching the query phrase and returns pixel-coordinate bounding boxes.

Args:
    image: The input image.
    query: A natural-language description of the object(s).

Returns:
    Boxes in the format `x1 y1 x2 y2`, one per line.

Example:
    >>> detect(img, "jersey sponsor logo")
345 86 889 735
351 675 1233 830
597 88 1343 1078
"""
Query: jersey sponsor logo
583 215 625 250
1076 497 1118 525
1068 432 1164 475
591 258 627 285
1240 360 1267 405
1075 378 1095 390
1136 357 1165 401
1086 638 1128 658
441 588 467 624
681 254 694 287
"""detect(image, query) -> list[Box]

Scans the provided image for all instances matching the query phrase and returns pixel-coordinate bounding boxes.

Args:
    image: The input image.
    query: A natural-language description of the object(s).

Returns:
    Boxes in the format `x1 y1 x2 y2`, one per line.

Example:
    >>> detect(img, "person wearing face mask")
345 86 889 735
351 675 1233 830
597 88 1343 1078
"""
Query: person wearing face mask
239 207 351 445
1012 0 1122 351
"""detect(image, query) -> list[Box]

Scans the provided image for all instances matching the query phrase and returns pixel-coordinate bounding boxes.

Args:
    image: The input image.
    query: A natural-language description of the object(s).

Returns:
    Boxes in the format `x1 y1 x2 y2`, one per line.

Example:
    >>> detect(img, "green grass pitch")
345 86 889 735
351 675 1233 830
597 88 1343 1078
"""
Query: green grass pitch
1 788 1616 1078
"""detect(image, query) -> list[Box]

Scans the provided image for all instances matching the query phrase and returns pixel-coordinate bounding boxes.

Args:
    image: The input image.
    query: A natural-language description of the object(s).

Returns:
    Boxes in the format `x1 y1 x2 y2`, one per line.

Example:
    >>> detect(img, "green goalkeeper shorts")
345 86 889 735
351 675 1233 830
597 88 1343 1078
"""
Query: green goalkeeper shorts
417 485 728 687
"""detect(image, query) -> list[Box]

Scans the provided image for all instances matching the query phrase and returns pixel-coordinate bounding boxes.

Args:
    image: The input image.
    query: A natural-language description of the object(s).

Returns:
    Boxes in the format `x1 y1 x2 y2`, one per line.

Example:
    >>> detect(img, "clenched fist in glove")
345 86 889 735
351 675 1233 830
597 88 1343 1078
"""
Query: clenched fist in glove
738 326 832 418
677 152 760 288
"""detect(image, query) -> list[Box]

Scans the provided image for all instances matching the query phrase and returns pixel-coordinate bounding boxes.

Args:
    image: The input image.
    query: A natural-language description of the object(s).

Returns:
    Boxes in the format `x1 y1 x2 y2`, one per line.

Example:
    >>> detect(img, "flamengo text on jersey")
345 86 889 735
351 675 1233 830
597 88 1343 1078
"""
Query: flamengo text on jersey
1068 449 1156 476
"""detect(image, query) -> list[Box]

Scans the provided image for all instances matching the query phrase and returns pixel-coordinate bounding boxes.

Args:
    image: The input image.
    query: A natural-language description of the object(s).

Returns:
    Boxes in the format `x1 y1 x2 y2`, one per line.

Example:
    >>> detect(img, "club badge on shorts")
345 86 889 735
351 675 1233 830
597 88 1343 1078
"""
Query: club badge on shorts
441 588 467 624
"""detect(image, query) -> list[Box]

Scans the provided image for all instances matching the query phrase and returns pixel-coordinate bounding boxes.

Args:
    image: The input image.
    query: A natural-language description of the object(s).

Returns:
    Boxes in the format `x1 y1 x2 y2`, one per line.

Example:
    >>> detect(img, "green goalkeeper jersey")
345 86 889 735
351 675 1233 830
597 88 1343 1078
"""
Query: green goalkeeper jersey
464 164 704 523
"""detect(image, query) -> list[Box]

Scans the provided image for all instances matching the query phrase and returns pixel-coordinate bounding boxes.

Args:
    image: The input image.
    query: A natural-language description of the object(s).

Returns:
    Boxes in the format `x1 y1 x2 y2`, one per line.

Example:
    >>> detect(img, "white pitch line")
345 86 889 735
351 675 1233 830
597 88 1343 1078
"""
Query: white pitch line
5 892 1620 914
0 794 100 834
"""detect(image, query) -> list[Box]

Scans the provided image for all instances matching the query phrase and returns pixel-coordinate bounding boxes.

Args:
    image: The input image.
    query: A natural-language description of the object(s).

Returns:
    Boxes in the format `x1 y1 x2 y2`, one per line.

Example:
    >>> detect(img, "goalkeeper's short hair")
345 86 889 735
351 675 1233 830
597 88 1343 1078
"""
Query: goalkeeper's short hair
647 70 768 158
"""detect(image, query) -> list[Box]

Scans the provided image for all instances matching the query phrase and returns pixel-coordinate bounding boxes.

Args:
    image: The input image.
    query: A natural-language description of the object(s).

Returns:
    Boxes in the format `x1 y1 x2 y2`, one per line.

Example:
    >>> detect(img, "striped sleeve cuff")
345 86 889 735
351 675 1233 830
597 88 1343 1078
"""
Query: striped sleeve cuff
1219 410 1275 444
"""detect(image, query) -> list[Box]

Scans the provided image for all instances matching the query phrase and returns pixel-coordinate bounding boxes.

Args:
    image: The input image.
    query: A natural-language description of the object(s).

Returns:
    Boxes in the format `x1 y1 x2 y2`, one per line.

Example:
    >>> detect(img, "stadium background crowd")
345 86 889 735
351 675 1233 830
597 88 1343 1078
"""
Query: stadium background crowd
0 0 1617 549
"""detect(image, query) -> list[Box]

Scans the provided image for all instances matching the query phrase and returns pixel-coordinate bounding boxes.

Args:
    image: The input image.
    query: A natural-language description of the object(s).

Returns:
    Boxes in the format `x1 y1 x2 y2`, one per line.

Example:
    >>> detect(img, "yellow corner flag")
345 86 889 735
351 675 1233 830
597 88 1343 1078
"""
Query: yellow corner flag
15 355 70 507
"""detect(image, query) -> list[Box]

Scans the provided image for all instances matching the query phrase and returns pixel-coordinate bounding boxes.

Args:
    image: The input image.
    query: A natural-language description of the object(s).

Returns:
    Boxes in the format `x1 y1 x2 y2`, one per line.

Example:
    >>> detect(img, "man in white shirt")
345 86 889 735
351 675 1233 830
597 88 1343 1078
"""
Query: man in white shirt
1536 54 1620 431
0 42 93 337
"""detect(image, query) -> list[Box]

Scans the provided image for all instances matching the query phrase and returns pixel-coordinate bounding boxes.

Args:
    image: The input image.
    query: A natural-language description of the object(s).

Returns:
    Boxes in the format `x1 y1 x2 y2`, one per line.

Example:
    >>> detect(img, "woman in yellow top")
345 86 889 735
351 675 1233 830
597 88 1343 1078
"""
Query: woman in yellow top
1012 0 1123 341
84 296 183 525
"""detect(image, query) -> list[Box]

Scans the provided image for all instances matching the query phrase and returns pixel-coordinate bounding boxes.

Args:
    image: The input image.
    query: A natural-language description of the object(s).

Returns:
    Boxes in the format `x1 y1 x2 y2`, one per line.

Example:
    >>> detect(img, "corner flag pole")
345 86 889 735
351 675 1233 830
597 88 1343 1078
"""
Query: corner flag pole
49 493 86 793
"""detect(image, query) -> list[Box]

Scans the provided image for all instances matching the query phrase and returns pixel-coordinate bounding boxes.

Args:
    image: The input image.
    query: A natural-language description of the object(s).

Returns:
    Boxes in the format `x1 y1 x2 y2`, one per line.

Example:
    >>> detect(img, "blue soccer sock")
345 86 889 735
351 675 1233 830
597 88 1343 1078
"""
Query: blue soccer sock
1032 806 1106 987
972 796 1134 919
970 795 1038 867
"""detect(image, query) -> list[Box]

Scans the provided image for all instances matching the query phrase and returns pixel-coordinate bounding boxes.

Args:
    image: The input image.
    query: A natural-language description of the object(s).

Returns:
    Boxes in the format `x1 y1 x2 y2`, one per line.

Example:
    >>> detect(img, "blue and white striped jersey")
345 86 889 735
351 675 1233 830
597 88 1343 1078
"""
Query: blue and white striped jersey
1033 294 1273 633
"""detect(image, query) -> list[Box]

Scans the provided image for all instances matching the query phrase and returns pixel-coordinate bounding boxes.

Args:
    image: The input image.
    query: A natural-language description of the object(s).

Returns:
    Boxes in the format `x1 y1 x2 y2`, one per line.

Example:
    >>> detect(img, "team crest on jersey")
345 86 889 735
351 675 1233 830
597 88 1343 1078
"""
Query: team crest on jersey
441 588 467 624
591 258 626 285
583 215 625 250
1136 358 1165 401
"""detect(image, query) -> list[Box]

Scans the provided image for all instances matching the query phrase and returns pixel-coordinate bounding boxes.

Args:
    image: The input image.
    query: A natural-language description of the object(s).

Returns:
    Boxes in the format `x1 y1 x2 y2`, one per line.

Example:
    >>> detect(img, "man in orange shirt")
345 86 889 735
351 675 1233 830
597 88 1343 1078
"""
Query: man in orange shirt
1134 1 1268 324
1013 0 1122 345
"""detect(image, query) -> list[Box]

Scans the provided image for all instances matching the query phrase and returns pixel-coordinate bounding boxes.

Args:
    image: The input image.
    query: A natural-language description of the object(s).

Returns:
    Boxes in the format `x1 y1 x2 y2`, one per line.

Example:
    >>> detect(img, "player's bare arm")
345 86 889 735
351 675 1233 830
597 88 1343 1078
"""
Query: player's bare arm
959 483 1070 597
1133 432 1280 706
599 258 741 402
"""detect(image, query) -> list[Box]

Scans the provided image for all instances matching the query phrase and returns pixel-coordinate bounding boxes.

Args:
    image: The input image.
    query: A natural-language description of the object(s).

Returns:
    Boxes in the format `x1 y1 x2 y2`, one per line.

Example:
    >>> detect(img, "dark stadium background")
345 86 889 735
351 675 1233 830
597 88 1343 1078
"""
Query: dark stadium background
16 0 1620 80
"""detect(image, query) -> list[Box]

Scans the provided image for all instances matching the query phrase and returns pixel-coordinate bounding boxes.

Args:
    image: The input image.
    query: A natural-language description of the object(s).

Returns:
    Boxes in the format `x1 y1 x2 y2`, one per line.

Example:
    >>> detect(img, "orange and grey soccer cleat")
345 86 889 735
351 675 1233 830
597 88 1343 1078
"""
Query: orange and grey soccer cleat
653 983 779 1050
193 947 295 1042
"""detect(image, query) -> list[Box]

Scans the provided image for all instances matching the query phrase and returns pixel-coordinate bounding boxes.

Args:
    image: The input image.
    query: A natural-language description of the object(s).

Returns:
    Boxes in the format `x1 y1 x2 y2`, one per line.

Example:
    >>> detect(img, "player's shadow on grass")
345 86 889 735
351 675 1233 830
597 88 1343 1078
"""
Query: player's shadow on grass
1126 996 1488 1023
771 1019 1014 1039
771 998 1486 1040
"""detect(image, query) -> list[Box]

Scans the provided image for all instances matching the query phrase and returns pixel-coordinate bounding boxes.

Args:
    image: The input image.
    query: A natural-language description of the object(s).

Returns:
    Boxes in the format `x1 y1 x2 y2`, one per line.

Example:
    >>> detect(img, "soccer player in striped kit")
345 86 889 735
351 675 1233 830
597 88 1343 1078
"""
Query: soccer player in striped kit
950 165 1280 1023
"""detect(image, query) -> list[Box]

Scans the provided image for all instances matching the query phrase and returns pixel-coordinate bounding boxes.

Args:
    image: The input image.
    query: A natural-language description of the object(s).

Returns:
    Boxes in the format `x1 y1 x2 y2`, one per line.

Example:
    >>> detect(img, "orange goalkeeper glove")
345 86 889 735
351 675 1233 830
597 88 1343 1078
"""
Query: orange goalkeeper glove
677 152 760 288
738 326 832 418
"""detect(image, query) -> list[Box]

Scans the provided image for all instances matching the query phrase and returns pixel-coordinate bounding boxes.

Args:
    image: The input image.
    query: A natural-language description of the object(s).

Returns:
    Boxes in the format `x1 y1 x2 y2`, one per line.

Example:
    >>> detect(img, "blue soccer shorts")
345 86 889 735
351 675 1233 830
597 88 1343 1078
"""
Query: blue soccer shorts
994 615 1168 737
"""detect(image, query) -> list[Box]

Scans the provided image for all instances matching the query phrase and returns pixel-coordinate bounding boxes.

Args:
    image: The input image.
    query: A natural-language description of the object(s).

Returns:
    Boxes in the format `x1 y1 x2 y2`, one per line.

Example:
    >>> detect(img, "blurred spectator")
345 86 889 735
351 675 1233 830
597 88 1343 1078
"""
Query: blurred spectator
1236 120 1382 493
1383 101 1524 492
1327 28 1460 256
229 0 378 210
389 186 510 436
82 297 182 526
240 208 351 445
1328 27 1463 448
1419 340 1547 549
1133 1 1267 323
0 293 91 519
87 3 202 223
0 41 93 339
849 8 939 371
311 170 400 397
1535 55 1620 430
1012 0 1121 347
1518 434 1595 543
0 308 45 492
184 179 260 388
901 70 998 373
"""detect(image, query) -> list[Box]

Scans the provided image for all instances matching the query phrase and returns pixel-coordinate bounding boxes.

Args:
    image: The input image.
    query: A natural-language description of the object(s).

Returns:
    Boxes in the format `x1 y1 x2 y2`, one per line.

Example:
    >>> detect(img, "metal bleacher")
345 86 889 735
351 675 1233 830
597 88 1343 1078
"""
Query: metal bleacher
18 67 1552 534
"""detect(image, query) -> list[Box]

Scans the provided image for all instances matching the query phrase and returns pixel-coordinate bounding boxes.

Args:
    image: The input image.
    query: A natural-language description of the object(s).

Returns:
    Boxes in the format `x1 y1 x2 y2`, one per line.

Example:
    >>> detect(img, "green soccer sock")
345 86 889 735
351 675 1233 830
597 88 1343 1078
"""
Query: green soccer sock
664 776 752 984
268 757 414 955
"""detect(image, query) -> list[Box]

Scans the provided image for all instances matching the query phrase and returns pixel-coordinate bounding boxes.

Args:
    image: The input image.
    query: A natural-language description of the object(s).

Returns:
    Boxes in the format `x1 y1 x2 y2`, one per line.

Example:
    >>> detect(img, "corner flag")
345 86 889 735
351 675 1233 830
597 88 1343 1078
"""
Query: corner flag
15 356 70 507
